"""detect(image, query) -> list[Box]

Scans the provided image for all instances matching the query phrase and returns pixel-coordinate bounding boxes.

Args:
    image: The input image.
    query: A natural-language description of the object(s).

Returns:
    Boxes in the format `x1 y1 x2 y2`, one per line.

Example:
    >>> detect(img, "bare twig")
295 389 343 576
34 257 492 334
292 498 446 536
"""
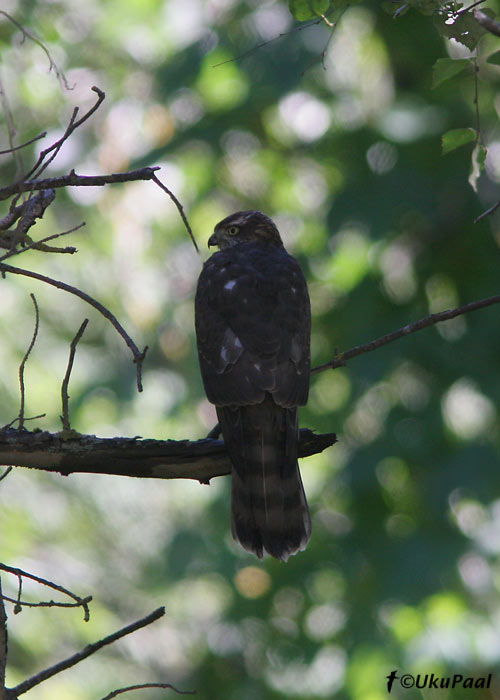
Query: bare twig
17 294 39 429
456 0 488 15
61 319 89 431
0 222 83 262
0 564 91 622
151 173 199 253
0 468 12 483
311 292 500 374
2 593 93 615
0 11 71 90
24 86 105 182
0 131 47 155
99 683 195 700
473 8 500 36
0 166 161 202
0 189 55 233
0 577 7 700
475 198 500 223
0 262 148 392
212 13 334 67
9 607 165 697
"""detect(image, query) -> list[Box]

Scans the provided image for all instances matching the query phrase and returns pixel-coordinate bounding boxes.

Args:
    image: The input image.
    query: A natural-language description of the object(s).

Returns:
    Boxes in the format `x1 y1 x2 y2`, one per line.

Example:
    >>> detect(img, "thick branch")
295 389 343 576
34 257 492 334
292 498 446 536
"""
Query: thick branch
0 428 336 482
311 292 500 374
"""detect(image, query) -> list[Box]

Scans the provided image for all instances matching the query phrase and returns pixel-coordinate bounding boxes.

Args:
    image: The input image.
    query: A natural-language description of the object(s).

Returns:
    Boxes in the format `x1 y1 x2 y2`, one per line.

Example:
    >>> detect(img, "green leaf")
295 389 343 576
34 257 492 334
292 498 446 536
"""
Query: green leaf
442 128 476 154
288 0 331 21
432 58 470 88
434 12 488 50
469 143 487 191
486 50 500 65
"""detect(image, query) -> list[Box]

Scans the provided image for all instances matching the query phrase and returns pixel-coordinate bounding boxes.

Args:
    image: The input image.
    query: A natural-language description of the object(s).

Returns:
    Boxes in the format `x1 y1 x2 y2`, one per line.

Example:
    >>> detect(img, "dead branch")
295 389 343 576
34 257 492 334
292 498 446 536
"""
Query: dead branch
17 295 39 429
0 262 148 392
0 578 7 700
7 607 165 698
151 173 199 253
0 428 336 483
0 564 91 622
0 131 47 155
99 683 195 699
0 222 83 262
0 166 161 201
311 292 500 374
61 319 89 431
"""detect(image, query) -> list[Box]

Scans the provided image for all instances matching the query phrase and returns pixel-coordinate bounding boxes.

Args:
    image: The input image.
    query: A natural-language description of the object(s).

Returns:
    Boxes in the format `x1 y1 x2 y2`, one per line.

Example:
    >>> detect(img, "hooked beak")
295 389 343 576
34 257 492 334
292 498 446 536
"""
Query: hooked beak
208 229 219 247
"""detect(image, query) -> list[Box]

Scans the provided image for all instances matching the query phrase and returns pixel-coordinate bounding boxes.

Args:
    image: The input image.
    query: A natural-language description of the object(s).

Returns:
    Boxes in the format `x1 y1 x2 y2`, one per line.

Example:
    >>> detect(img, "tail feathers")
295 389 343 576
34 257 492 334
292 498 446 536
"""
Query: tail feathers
217 401 311 561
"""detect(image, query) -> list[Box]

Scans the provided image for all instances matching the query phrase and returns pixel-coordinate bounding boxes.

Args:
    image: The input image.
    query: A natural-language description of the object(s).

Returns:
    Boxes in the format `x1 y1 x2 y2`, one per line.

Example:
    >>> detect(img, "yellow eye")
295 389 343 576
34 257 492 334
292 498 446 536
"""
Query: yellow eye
227 225 239 236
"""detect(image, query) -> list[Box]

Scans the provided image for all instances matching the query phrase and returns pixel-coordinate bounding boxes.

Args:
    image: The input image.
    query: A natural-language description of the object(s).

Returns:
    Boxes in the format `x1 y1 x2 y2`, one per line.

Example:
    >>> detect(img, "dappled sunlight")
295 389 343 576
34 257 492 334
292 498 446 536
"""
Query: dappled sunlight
442 378 496 440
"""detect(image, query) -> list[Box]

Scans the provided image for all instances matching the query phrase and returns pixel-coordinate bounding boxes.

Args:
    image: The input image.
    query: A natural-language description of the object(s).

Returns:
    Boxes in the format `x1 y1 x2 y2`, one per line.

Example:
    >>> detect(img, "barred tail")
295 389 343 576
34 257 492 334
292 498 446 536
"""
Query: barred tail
216 399 311 561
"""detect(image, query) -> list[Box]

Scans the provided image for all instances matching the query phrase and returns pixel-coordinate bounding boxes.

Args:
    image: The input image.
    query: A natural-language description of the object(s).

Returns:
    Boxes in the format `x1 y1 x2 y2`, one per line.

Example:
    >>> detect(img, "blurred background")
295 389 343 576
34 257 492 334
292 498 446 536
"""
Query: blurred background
1 0 500 698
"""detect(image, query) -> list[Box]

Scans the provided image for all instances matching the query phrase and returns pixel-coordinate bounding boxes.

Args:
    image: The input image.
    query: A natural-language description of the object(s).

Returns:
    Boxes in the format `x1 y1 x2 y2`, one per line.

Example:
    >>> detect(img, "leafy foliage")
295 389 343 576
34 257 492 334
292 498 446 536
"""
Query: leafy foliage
1 1 500 699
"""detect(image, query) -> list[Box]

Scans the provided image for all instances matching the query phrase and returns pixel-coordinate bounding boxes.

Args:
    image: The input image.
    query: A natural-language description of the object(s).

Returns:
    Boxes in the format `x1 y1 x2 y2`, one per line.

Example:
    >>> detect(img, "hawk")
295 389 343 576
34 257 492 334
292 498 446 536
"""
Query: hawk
195 210 311 561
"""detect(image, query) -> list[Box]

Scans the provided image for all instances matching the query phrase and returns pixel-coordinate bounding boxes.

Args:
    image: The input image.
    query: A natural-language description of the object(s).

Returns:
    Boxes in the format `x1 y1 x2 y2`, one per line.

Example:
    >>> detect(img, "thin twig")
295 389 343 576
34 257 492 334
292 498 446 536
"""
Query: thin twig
17 294 39 429
61 319 89 431
0 11 71 90
456 0 488 16
0 188 55 233
0 577 7 700
474 198 500 223
0 69 23 181
0 222 83 262
0 262 148 392
0 131 47 155
0 166 161 202
25 86 105 182
311 292 500 374
9 607 166 697
0 564 91 622
98 683 195 700
0 467 12 482
151 173 199 253
2 594 93 614
212 13 332 67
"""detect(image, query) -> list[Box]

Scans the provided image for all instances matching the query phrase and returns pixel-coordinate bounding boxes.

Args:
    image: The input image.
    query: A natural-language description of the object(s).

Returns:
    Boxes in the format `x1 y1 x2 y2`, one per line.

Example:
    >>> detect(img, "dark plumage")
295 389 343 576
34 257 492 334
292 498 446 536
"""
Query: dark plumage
195 211 311 560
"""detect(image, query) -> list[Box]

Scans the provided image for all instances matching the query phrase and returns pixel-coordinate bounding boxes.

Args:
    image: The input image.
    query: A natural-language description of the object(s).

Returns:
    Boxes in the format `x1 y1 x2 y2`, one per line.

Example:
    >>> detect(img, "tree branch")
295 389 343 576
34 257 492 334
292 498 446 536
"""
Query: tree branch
8 607 165 697
0 262 148 392
99 683 194 700
60 319 89 431
17 295 39 429
0 578 7 700
311 292 500 374
0 428 336 483
0 166 161 202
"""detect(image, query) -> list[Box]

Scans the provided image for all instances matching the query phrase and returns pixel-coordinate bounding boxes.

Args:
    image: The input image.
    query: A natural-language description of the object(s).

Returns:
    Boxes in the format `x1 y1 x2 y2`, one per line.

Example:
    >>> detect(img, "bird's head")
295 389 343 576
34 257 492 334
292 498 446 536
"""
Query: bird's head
208 210 283 249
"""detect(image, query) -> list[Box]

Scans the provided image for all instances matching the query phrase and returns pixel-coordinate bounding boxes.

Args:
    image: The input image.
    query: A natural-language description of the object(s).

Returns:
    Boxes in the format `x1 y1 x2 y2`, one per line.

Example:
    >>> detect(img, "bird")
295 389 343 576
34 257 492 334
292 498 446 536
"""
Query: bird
194 210 311 561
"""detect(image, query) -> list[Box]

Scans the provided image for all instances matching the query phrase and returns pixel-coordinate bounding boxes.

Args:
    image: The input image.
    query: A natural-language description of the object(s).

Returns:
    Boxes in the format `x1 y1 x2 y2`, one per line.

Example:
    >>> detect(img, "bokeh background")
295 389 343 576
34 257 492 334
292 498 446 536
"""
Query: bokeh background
1 0 500 698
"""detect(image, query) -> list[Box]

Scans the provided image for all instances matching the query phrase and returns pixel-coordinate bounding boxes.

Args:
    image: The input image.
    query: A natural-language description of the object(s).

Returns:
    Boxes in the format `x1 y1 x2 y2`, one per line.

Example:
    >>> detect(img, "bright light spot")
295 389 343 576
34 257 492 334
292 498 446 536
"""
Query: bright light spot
486 141 500 183
305 604 347 641
170 88 205 127
366 141 398 174
379 240 417 304
234 566 271 599
163 0 207 49
426 275 466 341
279 92 331 142
458 552 492 592
442 378 496 440
450 496 487 537
377 102 444 143
266 646 346 697
253 4 291 40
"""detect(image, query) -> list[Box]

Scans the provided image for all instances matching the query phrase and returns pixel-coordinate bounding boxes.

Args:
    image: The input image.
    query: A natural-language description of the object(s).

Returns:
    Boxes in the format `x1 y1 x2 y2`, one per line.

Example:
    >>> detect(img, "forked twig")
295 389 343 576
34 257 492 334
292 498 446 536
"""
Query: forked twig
9 607 166 697
0 563 91 622
0 263 148 392
99 683 195 699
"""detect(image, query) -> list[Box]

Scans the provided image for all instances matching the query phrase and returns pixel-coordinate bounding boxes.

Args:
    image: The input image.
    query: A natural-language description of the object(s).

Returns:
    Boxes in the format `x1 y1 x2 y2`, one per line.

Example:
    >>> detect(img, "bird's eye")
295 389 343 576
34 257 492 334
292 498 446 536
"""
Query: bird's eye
227 225 239 236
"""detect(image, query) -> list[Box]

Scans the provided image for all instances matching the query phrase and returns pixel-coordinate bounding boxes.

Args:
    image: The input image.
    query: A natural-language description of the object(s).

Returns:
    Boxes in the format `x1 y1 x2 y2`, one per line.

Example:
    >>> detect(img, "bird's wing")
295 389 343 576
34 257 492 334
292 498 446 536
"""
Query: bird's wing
195 243 311 407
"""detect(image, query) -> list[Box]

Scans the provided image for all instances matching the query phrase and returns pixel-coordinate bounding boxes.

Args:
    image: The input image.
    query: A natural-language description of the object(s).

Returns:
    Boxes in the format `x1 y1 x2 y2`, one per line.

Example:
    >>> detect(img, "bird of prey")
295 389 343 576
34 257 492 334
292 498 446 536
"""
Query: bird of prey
195 211 311 561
